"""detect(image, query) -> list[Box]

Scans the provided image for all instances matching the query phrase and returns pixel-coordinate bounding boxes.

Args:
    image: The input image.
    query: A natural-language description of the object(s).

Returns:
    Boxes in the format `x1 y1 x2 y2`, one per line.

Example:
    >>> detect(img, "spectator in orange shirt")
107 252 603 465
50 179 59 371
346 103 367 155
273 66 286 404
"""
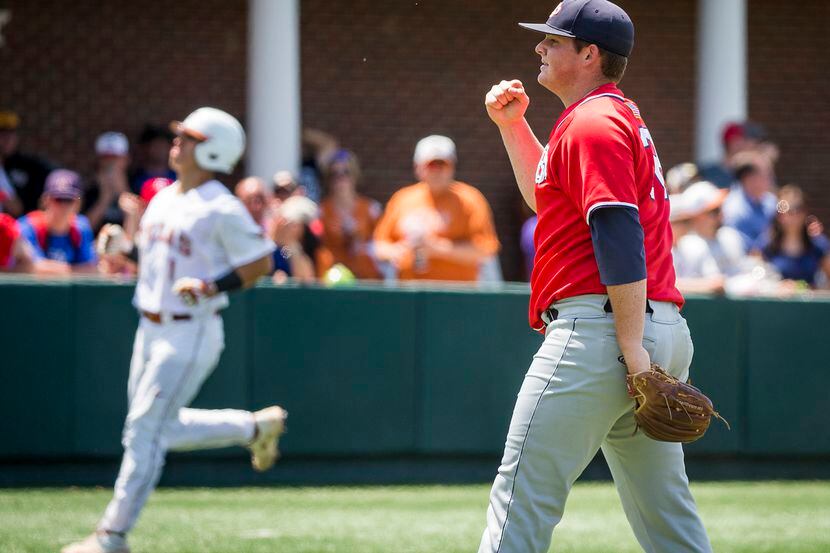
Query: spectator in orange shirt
374 135 500 281
318 149 382 279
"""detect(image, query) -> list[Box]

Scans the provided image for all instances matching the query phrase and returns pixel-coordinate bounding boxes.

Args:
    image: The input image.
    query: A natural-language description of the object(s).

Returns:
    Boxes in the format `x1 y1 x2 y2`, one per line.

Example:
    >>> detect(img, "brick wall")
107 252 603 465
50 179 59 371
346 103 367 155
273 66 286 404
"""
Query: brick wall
1 0 827 280
300 0 696 280
748 0 830 226
0 0 247 177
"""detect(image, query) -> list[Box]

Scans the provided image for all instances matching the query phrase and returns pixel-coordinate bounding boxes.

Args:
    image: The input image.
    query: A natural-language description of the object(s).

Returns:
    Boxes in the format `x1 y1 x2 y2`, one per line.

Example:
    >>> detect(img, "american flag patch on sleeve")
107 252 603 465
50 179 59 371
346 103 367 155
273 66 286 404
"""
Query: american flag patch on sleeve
625 101 642 121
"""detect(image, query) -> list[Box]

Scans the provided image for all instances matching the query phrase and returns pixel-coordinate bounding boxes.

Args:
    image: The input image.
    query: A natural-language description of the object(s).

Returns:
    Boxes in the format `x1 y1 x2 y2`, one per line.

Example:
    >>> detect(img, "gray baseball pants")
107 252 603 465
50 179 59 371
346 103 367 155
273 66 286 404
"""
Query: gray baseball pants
479 294 712 553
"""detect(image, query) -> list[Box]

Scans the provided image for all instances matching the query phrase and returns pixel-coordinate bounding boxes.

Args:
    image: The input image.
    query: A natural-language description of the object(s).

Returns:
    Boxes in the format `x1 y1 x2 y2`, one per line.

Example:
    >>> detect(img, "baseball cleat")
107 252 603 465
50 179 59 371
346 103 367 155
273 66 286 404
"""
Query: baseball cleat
61 533 130 553
248 406 287 472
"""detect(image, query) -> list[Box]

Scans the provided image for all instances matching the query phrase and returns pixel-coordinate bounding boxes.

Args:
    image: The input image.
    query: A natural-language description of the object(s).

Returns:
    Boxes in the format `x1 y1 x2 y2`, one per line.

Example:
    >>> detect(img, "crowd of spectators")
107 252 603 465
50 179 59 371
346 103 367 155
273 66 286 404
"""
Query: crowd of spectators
514 120 830 296
666 121 829 296
0 110 501 285
1 109 827 296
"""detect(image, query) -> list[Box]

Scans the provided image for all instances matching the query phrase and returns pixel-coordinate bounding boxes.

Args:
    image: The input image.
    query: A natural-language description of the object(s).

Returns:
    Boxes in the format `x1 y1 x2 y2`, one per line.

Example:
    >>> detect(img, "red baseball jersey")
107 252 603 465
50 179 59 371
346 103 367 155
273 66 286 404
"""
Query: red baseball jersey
529 83 682 330
0 213 20 269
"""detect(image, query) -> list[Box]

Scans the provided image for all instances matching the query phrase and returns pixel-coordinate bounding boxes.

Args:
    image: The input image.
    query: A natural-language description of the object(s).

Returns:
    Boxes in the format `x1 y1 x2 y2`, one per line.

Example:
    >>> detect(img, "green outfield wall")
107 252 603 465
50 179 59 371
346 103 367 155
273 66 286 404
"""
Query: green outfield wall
1 278 829 471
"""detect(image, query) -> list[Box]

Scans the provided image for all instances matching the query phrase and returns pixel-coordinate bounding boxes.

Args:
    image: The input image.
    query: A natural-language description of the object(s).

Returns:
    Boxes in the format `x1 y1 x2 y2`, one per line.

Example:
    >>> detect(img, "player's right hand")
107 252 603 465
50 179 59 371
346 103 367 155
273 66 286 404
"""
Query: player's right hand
485 79 530 127
172 277 212 306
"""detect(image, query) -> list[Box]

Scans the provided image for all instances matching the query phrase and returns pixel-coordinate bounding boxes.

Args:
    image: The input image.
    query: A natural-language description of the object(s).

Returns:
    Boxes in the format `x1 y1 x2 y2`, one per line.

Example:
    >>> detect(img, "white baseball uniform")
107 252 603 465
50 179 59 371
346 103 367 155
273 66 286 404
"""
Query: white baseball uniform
98 180 275 535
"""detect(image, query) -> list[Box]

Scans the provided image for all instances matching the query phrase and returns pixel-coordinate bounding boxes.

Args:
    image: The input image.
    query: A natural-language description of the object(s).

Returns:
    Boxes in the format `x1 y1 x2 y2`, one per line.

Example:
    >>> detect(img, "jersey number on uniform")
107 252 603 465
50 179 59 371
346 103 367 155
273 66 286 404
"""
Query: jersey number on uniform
638 127 667 200
535 145 550 186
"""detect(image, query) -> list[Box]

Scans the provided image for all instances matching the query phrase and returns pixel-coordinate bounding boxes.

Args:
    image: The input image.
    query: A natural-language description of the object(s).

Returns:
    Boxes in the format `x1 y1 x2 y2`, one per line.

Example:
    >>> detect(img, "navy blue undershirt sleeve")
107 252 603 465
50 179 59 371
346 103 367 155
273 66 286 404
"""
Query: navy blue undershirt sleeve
589 206 646 286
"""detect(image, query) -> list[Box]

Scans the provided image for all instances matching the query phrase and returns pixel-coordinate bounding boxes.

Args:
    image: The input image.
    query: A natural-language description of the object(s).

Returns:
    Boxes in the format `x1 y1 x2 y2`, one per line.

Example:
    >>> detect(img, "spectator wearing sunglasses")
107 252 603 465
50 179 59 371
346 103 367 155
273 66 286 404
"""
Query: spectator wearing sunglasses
272 170 304 202
317 149 382 279
374 135 499 281
754 185 830 288
17 169 97 272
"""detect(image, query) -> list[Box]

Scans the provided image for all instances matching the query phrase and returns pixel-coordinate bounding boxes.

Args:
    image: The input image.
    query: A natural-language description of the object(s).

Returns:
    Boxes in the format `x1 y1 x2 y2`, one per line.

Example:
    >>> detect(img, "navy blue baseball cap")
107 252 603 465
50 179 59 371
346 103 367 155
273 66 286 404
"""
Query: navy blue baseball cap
519 0 635 58
45 169 82 200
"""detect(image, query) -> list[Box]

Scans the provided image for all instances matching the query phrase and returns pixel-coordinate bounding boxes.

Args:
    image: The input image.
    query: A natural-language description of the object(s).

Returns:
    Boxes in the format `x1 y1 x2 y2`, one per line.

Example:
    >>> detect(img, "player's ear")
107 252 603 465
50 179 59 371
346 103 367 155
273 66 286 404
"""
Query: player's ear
585 44 599 62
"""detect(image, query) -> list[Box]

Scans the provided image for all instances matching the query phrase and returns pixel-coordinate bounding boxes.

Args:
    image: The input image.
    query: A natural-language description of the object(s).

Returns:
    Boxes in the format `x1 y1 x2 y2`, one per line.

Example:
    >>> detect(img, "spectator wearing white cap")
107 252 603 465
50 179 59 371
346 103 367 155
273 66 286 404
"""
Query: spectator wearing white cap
673 181 747 293
374 135 500 281
83 131 135 233
668 192 692 269
664 162 700 195
670 190 720 294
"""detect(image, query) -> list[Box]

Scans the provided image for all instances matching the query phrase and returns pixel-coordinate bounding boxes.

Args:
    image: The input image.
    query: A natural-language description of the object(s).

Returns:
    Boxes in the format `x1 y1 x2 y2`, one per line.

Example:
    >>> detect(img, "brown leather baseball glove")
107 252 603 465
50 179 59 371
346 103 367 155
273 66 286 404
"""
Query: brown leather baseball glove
626 363 729 443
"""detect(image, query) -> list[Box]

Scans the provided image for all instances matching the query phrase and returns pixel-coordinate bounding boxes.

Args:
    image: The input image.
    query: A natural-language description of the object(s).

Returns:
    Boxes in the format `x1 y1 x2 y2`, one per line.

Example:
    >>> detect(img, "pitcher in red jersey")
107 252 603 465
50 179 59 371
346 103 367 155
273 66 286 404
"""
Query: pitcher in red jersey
479 1 712 552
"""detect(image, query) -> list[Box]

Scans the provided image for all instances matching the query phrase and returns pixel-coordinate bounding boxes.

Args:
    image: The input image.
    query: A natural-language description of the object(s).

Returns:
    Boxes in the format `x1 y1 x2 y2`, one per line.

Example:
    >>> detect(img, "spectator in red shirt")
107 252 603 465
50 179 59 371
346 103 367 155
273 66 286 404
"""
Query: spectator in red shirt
0 212 68 275
0 213 33 272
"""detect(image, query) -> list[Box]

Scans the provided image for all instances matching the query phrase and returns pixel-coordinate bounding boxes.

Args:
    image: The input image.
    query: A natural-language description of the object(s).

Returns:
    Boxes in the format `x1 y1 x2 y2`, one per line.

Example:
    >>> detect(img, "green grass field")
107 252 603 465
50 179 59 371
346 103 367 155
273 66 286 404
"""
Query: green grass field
1 482 828 552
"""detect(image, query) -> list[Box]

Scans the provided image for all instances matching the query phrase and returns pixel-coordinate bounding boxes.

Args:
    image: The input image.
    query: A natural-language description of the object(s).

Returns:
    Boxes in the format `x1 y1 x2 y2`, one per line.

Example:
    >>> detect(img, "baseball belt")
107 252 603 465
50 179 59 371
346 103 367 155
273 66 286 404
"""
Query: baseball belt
140 310 222 324
541 298 653 326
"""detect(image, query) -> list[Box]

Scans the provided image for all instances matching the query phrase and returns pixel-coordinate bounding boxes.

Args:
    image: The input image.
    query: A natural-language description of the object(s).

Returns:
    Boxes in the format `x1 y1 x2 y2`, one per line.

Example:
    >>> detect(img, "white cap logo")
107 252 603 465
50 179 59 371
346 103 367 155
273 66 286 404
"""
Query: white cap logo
551 2 563 17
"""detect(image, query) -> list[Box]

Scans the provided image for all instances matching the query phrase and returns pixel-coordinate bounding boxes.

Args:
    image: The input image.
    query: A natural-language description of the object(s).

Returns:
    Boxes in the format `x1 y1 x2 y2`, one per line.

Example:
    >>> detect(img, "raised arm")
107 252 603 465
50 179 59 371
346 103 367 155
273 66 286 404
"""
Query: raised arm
485 79 544 211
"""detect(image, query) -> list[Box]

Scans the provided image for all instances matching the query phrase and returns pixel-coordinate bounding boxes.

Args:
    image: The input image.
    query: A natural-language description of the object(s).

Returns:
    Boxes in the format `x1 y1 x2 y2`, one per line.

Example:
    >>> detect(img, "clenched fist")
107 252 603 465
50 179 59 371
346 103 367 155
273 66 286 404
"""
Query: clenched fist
485 79 531 126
